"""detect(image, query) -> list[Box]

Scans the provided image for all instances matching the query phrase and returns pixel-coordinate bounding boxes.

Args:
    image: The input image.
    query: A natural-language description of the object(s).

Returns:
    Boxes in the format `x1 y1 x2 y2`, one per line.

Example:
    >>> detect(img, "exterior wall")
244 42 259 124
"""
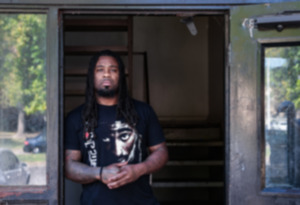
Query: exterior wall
0 0 297 5
0 1 296 205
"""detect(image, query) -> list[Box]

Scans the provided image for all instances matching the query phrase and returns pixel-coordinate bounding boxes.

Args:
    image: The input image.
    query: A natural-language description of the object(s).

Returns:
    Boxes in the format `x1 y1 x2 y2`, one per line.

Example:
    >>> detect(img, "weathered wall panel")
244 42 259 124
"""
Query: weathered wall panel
0 0 298 5
229 2 300 204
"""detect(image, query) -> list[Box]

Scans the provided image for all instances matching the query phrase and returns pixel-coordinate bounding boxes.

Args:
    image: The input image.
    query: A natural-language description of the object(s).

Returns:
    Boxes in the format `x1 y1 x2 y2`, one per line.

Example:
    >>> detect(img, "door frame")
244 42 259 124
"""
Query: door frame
59 8 230 205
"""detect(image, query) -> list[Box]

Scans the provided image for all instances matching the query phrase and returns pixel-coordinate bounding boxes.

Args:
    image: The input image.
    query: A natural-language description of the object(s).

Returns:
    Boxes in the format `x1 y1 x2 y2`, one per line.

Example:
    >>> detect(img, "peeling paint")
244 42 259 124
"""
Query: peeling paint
0 189 46 199
242 18 255 38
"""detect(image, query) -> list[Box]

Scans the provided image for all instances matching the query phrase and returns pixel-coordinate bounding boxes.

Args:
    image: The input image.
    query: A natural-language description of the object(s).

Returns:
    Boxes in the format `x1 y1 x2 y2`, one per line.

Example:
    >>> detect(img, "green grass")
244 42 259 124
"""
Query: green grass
0 138 23 149
0 136 45 164
18 153 46 163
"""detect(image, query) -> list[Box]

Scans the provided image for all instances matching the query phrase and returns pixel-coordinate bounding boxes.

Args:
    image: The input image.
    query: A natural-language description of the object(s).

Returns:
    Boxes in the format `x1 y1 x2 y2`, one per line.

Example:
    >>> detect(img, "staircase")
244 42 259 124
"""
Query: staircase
152 120 224 205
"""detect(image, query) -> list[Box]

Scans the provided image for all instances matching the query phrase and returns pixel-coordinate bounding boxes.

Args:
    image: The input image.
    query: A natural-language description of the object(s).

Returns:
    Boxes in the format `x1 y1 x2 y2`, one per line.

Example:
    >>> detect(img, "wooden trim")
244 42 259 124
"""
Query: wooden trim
64 46 128 55
58 9 65 205
0 0 288 6
127 16 133 95
167 160 224 166
46 7 60 205
166 141 224 147
64 90 85 96
64 69 87 76
224 12 230 205
0 8 60 204
64 69 130 76
64 19 129 31
152 181 224 188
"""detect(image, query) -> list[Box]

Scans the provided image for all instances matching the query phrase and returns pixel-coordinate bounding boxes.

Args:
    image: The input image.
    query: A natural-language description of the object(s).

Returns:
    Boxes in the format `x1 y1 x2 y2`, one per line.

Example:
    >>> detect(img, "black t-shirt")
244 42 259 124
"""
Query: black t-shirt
65 99 165 205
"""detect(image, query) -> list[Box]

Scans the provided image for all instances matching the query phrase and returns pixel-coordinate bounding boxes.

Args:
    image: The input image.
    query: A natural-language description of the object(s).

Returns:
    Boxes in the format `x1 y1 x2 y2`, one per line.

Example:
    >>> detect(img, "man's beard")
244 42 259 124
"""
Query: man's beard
96 87 118 98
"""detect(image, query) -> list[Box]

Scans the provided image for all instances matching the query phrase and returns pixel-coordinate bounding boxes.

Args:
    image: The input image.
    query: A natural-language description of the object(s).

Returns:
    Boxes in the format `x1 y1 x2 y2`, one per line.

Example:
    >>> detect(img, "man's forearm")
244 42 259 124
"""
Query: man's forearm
65 150 100 184
139 143 168 176
65 149 126 185
65 160 100 184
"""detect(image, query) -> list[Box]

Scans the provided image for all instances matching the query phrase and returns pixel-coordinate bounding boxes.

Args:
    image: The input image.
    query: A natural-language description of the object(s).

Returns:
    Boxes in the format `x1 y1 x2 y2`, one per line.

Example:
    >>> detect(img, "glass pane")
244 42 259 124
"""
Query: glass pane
0 14 47 186
264 45 300 188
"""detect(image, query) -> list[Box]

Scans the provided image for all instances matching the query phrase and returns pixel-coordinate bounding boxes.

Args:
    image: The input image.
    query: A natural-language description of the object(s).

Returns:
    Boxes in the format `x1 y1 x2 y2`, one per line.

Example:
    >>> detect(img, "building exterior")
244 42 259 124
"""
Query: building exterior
0 0 299 204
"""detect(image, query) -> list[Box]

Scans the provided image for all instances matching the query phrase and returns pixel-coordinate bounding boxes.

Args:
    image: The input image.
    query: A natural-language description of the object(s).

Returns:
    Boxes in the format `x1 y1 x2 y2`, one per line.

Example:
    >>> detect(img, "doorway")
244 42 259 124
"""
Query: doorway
62 13 225 205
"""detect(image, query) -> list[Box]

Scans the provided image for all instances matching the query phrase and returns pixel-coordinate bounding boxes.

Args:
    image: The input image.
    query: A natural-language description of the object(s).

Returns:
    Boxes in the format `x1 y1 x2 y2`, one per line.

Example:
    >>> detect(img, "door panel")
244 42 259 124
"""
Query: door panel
229 2 300 204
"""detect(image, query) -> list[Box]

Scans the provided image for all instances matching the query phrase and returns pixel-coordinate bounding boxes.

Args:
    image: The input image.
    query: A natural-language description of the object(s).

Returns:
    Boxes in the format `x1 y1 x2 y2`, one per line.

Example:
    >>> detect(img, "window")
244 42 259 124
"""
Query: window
0 14 47 187
263 44 300 190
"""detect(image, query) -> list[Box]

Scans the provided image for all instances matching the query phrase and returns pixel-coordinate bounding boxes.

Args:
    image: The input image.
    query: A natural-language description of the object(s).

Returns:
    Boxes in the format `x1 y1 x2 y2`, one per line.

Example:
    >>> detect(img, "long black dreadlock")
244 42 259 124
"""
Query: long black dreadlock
81 50 138 138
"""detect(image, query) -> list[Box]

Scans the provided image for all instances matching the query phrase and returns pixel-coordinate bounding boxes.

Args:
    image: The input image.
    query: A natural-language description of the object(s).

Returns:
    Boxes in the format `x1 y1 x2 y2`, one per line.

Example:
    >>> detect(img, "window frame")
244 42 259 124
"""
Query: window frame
259 39 300 197
0 7 60 204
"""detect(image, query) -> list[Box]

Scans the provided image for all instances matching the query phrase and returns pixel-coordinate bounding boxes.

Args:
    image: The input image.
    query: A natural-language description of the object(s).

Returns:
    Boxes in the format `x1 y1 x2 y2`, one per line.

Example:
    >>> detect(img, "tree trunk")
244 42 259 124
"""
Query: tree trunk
14 109 25 138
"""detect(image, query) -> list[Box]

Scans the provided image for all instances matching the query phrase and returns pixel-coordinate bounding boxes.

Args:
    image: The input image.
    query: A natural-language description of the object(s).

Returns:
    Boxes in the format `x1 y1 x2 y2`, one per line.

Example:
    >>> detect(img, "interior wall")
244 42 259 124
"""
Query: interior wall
133 16 209 121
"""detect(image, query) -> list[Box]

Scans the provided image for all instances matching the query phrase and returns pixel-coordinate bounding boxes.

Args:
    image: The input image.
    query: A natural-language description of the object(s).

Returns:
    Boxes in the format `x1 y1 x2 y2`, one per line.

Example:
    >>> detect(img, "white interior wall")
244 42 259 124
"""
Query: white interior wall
133 16 209 121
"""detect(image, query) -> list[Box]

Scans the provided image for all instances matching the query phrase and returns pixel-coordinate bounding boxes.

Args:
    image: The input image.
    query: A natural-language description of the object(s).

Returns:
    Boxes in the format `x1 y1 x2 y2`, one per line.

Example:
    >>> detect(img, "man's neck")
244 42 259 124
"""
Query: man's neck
96 95 118 106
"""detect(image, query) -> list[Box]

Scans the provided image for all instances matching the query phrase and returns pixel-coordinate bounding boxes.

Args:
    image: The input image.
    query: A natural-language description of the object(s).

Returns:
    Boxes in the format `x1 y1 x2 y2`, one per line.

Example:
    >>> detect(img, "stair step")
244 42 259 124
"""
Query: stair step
153 163 224 181
168 146 223 161
159 119 221 128
65 89 85 96
167 160 224 166
159 201 224 205
164 128 221 141
166 141 223 147
152 181 224 188
65 69 87 76
153 121 224 203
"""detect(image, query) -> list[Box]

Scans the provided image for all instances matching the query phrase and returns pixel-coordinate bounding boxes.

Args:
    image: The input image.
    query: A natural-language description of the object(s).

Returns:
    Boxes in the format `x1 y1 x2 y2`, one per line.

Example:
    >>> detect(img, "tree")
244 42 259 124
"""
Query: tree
0 14 46 137
266 45 300 110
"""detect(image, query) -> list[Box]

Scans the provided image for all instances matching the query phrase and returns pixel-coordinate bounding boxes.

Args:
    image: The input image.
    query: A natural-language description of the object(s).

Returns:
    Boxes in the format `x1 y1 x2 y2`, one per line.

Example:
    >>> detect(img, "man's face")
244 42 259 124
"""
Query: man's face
104 121 136 162
94 55 120 97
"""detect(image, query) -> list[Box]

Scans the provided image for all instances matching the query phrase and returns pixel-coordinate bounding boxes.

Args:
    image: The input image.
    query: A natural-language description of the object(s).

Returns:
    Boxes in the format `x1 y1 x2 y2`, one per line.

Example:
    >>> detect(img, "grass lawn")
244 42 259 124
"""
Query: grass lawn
0 132 46 165
18 153 46 163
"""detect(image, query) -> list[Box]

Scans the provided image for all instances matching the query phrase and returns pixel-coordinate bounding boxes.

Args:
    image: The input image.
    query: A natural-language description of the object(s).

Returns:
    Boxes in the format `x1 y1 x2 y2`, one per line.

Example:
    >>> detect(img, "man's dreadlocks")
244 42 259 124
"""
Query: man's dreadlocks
81 50 138 136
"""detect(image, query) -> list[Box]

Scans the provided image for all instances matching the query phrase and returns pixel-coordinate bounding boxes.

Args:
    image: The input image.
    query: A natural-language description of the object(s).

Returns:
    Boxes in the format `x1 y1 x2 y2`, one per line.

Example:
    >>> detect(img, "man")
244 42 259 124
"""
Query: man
64 50 168 205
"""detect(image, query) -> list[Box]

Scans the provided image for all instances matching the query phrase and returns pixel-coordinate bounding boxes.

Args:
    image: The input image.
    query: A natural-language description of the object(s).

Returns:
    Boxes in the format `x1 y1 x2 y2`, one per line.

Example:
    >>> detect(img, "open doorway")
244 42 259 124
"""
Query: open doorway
62 13 225 205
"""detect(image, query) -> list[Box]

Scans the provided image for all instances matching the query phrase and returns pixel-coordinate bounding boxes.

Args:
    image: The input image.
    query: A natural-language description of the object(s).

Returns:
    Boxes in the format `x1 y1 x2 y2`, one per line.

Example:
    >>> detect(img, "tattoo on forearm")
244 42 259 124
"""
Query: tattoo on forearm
65 150 98 184
145 146 168 174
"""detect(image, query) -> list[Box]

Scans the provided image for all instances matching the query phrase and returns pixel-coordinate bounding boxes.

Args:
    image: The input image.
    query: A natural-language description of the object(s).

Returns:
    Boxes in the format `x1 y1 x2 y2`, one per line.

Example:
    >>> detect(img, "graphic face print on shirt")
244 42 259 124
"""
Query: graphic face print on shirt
102 121 142 163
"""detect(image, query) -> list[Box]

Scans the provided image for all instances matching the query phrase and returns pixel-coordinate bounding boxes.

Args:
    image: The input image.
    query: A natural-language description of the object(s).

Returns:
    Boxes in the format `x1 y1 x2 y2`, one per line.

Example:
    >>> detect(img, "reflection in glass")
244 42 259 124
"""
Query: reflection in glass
264 45 300 188
0 14 47 186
